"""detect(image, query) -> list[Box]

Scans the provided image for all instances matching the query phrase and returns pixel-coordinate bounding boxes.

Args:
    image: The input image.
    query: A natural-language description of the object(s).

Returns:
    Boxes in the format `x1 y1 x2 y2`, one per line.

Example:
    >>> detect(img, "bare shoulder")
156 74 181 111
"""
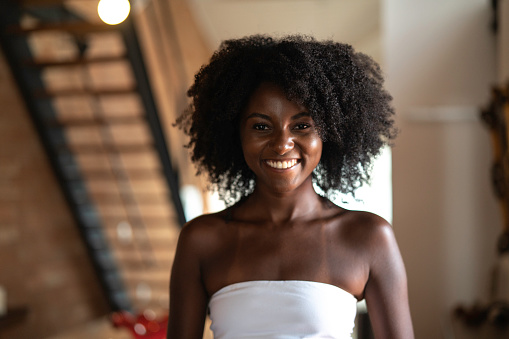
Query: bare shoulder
339 209 391 229
179 211 229 237
334 209 395 250
169 212 230 339
345 211 413 337
176 210 231 255
171 210 232 291
327 209 413 338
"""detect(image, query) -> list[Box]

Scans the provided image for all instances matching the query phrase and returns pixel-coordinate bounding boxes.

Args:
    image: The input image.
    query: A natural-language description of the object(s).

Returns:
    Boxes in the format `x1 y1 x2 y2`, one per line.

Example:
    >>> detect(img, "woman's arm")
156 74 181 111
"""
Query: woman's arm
364 221 414 339
167 221 209 339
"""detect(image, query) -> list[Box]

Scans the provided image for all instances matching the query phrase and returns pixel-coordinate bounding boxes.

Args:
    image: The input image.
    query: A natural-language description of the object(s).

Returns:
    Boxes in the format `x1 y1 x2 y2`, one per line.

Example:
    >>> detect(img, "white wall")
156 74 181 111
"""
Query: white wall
383 0 501 337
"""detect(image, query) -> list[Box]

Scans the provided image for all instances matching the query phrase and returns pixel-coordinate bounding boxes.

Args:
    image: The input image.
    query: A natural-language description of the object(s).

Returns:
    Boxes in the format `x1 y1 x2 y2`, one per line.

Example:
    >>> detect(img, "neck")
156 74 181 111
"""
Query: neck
242 177 325 225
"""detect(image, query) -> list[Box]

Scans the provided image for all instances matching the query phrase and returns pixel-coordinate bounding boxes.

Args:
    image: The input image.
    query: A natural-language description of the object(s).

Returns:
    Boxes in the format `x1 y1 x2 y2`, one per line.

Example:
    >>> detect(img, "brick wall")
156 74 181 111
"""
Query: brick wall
0 49 109 338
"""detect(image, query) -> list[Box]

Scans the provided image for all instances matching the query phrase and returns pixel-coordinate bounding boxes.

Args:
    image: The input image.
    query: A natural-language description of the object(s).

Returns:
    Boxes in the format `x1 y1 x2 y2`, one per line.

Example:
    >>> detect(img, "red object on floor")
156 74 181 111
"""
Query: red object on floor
112 310 168 339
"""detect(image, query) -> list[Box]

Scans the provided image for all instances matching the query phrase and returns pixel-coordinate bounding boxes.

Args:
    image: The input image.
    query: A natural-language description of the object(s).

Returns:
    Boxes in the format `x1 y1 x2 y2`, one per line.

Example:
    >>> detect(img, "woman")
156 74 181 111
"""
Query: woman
168 35 413 339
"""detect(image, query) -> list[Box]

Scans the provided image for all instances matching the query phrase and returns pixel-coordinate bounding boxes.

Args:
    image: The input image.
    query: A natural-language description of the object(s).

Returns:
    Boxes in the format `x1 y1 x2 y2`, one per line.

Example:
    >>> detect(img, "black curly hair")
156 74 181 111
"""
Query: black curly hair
177 35 396 206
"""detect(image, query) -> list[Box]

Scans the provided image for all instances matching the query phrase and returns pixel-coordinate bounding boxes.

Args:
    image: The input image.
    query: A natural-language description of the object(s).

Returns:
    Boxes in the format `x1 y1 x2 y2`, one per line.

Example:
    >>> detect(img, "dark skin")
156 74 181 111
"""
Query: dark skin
168 83 414 339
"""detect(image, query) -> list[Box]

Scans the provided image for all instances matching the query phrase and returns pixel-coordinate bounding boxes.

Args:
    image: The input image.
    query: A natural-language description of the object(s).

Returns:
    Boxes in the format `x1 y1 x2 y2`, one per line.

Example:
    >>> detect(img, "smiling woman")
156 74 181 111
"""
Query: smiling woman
168 35 413 339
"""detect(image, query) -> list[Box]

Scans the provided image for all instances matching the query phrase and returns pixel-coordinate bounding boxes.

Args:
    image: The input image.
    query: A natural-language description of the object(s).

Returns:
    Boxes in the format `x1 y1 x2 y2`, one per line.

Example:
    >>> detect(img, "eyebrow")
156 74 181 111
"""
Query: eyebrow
244 112 311 121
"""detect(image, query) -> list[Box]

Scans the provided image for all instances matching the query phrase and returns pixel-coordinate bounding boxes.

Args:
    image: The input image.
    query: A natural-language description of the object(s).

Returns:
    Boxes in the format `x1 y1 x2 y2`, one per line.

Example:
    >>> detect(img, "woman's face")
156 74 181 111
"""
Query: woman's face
240 82 323 194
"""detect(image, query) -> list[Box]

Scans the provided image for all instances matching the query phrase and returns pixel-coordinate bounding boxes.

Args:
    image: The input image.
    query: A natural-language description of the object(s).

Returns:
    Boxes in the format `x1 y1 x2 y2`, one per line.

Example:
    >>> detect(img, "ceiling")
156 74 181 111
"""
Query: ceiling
188 0 381 62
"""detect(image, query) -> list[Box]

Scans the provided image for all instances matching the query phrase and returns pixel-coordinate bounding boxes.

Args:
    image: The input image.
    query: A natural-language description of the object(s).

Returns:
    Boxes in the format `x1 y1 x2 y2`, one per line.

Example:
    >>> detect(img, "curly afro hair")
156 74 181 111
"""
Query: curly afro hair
177 35 397 206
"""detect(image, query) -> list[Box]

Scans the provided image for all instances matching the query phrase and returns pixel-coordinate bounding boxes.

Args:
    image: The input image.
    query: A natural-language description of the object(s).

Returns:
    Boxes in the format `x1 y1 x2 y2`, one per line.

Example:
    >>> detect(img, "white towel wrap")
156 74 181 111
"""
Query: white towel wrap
208 280 357 339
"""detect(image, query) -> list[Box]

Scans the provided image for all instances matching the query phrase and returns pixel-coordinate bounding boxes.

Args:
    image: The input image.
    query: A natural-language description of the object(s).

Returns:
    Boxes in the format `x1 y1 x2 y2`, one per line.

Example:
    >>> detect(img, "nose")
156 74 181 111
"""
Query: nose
270 130 294 155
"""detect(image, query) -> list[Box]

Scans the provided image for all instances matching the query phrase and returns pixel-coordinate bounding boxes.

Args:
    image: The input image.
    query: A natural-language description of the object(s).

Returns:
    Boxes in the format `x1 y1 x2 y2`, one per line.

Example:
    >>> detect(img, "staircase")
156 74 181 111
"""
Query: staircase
0 0 185 315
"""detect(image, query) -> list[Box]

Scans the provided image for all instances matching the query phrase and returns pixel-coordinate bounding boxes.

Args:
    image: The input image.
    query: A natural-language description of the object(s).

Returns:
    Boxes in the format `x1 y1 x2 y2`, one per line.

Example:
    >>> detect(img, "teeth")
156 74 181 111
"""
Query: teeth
266 159 298 169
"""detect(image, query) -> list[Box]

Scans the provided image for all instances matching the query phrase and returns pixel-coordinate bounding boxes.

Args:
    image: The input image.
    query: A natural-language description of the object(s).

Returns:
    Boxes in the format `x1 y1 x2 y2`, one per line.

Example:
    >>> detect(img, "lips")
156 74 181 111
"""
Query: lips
265 159 299 169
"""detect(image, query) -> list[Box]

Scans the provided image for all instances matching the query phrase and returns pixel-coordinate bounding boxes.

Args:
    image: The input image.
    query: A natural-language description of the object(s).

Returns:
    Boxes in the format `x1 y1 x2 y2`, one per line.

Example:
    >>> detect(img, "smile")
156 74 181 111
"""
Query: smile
265 159 299 169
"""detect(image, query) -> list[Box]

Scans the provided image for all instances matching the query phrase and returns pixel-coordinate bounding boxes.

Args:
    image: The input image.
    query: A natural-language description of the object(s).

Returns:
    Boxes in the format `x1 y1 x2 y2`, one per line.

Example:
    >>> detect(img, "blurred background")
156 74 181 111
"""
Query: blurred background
0 0 508 338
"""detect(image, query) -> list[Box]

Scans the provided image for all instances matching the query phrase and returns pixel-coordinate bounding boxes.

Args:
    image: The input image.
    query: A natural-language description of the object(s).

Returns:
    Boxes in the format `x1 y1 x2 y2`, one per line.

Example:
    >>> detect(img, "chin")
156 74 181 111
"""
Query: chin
267 179 302 194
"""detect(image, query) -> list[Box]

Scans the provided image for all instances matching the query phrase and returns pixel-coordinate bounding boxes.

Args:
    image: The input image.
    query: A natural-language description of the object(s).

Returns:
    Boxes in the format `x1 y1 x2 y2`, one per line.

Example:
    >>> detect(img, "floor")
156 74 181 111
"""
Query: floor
45 316 214 339
46 317 131 339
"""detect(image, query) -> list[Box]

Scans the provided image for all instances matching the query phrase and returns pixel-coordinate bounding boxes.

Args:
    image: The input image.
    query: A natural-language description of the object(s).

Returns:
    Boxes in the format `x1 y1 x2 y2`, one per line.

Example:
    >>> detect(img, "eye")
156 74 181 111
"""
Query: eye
253 123 270 130
294 123 311 130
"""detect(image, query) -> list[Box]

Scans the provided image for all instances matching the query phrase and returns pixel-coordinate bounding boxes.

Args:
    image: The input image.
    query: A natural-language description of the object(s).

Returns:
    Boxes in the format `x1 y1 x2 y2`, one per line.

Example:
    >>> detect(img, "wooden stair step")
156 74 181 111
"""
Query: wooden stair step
122 270 170 281
126 280 169 291
114 250 174 264
29 54 127 67
21 0 72 6
92 195 170 206
102 214 175 222
101 219 175 228
35 86 137 98
59 143 153 154
7 21 118 35
83 171 163 181
47 115 145 127
125 281 170 291
117 262 169 272
91 194 170 206
70 168 162 180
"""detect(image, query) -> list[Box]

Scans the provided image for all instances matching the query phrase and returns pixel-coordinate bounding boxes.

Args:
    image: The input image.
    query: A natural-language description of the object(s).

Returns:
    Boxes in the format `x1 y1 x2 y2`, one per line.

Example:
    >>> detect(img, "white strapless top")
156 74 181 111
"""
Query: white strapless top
208 280 357 339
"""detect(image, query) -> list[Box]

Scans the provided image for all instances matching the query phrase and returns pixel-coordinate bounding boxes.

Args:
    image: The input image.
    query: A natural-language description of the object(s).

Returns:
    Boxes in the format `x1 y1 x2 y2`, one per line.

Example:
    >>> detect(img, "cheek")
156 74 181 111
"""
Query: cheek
240 134 262 165
307 136 323 158
239 130 250 156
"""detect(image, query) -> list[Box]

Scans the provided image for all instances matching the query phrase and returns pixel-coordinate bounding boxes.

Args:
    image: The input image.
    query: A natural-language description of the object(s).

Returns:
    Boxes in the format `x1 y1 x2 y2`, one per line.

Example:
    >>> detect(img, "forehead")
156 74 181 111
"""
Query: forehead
242 82 307 118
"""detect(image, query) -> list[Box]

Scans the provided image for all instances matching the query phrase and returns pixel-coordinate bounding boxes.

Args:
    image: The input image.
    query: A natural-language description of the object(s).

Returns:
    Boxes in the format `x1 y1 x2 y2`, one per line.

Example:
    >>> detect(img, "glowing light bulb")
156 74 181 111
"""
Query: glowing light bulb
98 0 130 25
